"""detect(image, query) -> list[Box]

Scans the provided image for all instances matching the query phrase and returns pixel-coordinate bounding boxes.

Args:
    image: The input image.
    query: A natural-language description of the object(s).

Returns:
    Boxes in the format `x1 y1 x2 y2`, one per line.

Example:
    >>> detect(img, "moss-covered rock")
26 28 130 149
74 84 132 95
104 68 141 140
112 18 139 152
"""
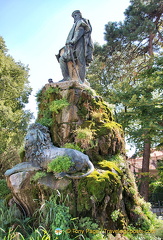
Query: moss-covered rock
5 81 157 232
37 81 125 159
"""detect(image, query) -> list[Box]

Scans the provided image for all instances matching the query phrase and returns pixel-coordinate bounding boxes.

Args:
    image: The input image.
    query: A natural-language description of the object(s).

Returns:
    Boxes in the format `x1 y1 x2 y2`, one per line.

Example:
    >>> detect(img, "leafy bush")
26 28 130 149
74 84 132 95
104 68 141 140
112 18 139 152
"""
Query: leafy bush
0 200 21 238
47 155 73 173
36 196 74 240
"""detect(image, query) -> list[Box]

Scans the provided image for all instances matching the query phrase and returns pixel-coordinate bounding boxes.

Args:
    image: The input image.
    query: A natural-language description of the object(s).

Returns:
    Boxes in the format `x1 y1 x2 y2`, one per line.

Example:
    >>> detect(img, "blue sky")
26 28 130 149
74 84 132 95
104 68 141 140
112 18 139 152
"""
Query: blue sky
0 0 130 114
1 0 134 154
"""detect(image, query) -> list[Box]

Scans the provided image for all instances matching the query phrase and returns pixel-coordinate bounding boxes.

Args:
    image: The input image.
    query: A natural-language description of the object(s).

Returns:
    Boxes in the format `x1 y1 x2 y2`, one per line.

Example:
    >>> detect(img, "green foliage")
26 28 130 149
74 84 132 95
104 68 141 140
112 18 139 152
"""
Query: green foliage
0 146 22 178
0 197 74 239
155 223 163 239
125 227 160 240
98 160 122 175
76 128 92 140
44 86 59 96
74 128 96 150
111 209 121 222
78 216 98 230
108 154 124 163
49 98 69 113
37 109 53 127
91 233 107 240
87 0 163 152
18 145 25 161
85 169 121 202
0 180 10 199
133 198 160 231
150 160 163 196
0 37 32 155
62 143 83 152
87 0 163 199
36 87 59 103
31 171 47 182
0 200 21 238
36 87 69 127
0 195 162 239
36 196 73 239
0 36 32 176
85 88 97 96
47 155 73 173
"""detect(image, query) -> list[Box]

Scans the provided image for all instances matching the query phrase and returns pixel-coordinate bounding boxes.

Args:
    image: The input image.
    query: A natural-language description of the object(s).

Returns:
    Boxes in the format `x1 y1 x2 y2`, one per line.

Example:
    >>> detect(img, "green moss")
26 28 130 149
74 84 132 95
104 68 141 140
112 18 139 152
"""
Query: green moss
87 172 110 201
85 88 97 96
91 111 104 122
77 180 92 211
81 120 95 129
74 128 96 150
31 171 47 182
108 154 124 164
89 170 121 199
97 121 122 137
62 143 83 152
77 169 121 212
98 160 122 175
75 128 93 140
47 155 74 173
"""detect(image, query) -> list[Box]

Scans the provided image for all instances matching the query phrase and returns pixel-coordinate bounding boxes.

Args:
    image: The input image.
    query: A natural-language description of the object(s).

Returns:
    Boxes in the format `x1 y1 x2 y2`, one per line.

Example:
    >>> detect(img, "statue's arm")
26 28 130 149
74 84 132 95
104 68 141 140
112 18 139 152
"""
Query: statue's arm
69 26 85 45
68 20 90 45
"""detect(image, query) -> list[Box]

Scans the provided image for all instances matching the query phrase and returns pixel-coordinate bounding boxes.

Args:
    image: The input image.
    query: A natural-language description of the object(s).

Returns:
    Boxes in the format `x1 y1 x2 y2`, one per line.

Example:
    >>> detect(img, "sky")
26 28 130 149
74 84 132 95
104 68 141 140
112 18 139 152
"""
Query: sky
0 0 135 154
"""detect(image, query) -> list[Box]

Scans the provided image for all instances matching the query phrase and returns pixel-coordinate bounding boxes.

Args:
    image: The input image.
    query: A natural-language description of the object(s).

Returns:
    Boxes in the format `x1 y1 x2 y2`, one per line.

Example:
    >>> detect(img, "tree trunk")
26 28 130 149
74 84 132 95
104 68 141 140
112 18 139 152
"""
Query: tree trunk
140 139 151 201
140 33 153 201
148 34 154 56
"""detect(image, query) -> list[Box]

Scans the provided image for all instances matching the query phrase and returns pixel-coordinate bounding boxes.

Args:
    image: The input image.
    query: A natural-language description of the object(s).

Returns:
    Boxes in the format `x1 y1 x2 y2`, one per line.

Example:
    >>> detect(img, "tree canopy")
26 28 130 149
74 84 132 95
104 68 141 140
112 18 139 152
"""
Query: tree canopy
87 0 163 200
0 36 32 174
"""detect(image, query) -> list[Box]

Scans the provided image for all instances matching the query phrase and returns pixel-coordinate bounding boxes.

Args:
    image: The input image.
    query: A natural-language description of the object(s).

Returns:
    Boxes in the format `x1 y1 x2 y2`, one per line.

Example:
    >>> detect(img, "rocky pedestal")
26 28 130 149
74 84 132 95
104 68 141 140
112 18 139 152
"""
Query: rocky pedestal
5 81 153 230
38 80 125 159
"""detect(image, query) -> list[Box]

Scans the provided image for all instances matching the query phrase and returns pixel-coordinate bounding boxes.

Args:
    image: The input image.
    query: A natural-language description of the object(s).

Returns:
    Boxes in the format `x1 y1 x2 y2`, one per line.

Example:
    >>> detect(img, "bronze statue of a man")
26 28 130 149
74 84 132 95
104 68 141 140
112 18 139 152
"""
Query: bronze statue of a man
56 10 93 83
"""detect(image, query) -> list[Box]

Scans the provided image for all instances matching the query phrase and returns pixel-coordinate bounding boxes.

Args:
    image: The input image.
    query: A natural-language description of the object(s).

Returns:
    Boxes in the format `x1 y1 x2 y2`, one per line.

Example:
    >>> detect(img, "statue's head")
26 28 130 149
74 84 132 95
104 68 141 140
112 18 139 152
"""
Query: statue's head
25 123 51 148
72 10 82 22
25 123 53 163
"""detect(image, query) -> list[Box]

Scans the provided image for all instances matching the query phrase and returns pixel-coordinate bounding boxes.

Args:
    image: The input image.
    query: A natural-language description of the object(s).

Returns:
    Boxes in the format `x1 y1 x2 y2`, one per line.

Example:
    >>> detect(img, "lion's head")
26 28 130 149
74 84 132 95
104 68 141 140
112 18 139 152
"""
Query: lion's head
25 123 53 164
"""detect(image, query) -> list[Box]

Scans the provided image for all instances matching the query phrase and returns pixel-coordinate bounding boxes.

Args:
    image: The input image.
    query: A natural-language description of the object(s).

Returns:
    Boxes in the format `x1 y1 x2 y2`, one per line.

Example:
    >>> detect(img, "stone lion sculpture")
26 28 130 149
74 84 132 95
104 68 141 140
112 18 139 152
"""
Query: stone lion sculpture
5 123 94 179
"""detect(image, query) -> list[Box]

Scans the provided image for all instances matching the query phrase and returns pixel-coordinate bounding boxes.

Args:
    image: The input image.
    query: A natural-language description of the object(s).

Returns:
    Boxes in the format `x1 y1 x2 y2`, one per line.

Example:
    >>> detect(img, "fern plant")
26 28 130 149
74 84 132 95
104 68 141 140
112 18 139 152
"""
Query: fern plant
49 98 69 113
